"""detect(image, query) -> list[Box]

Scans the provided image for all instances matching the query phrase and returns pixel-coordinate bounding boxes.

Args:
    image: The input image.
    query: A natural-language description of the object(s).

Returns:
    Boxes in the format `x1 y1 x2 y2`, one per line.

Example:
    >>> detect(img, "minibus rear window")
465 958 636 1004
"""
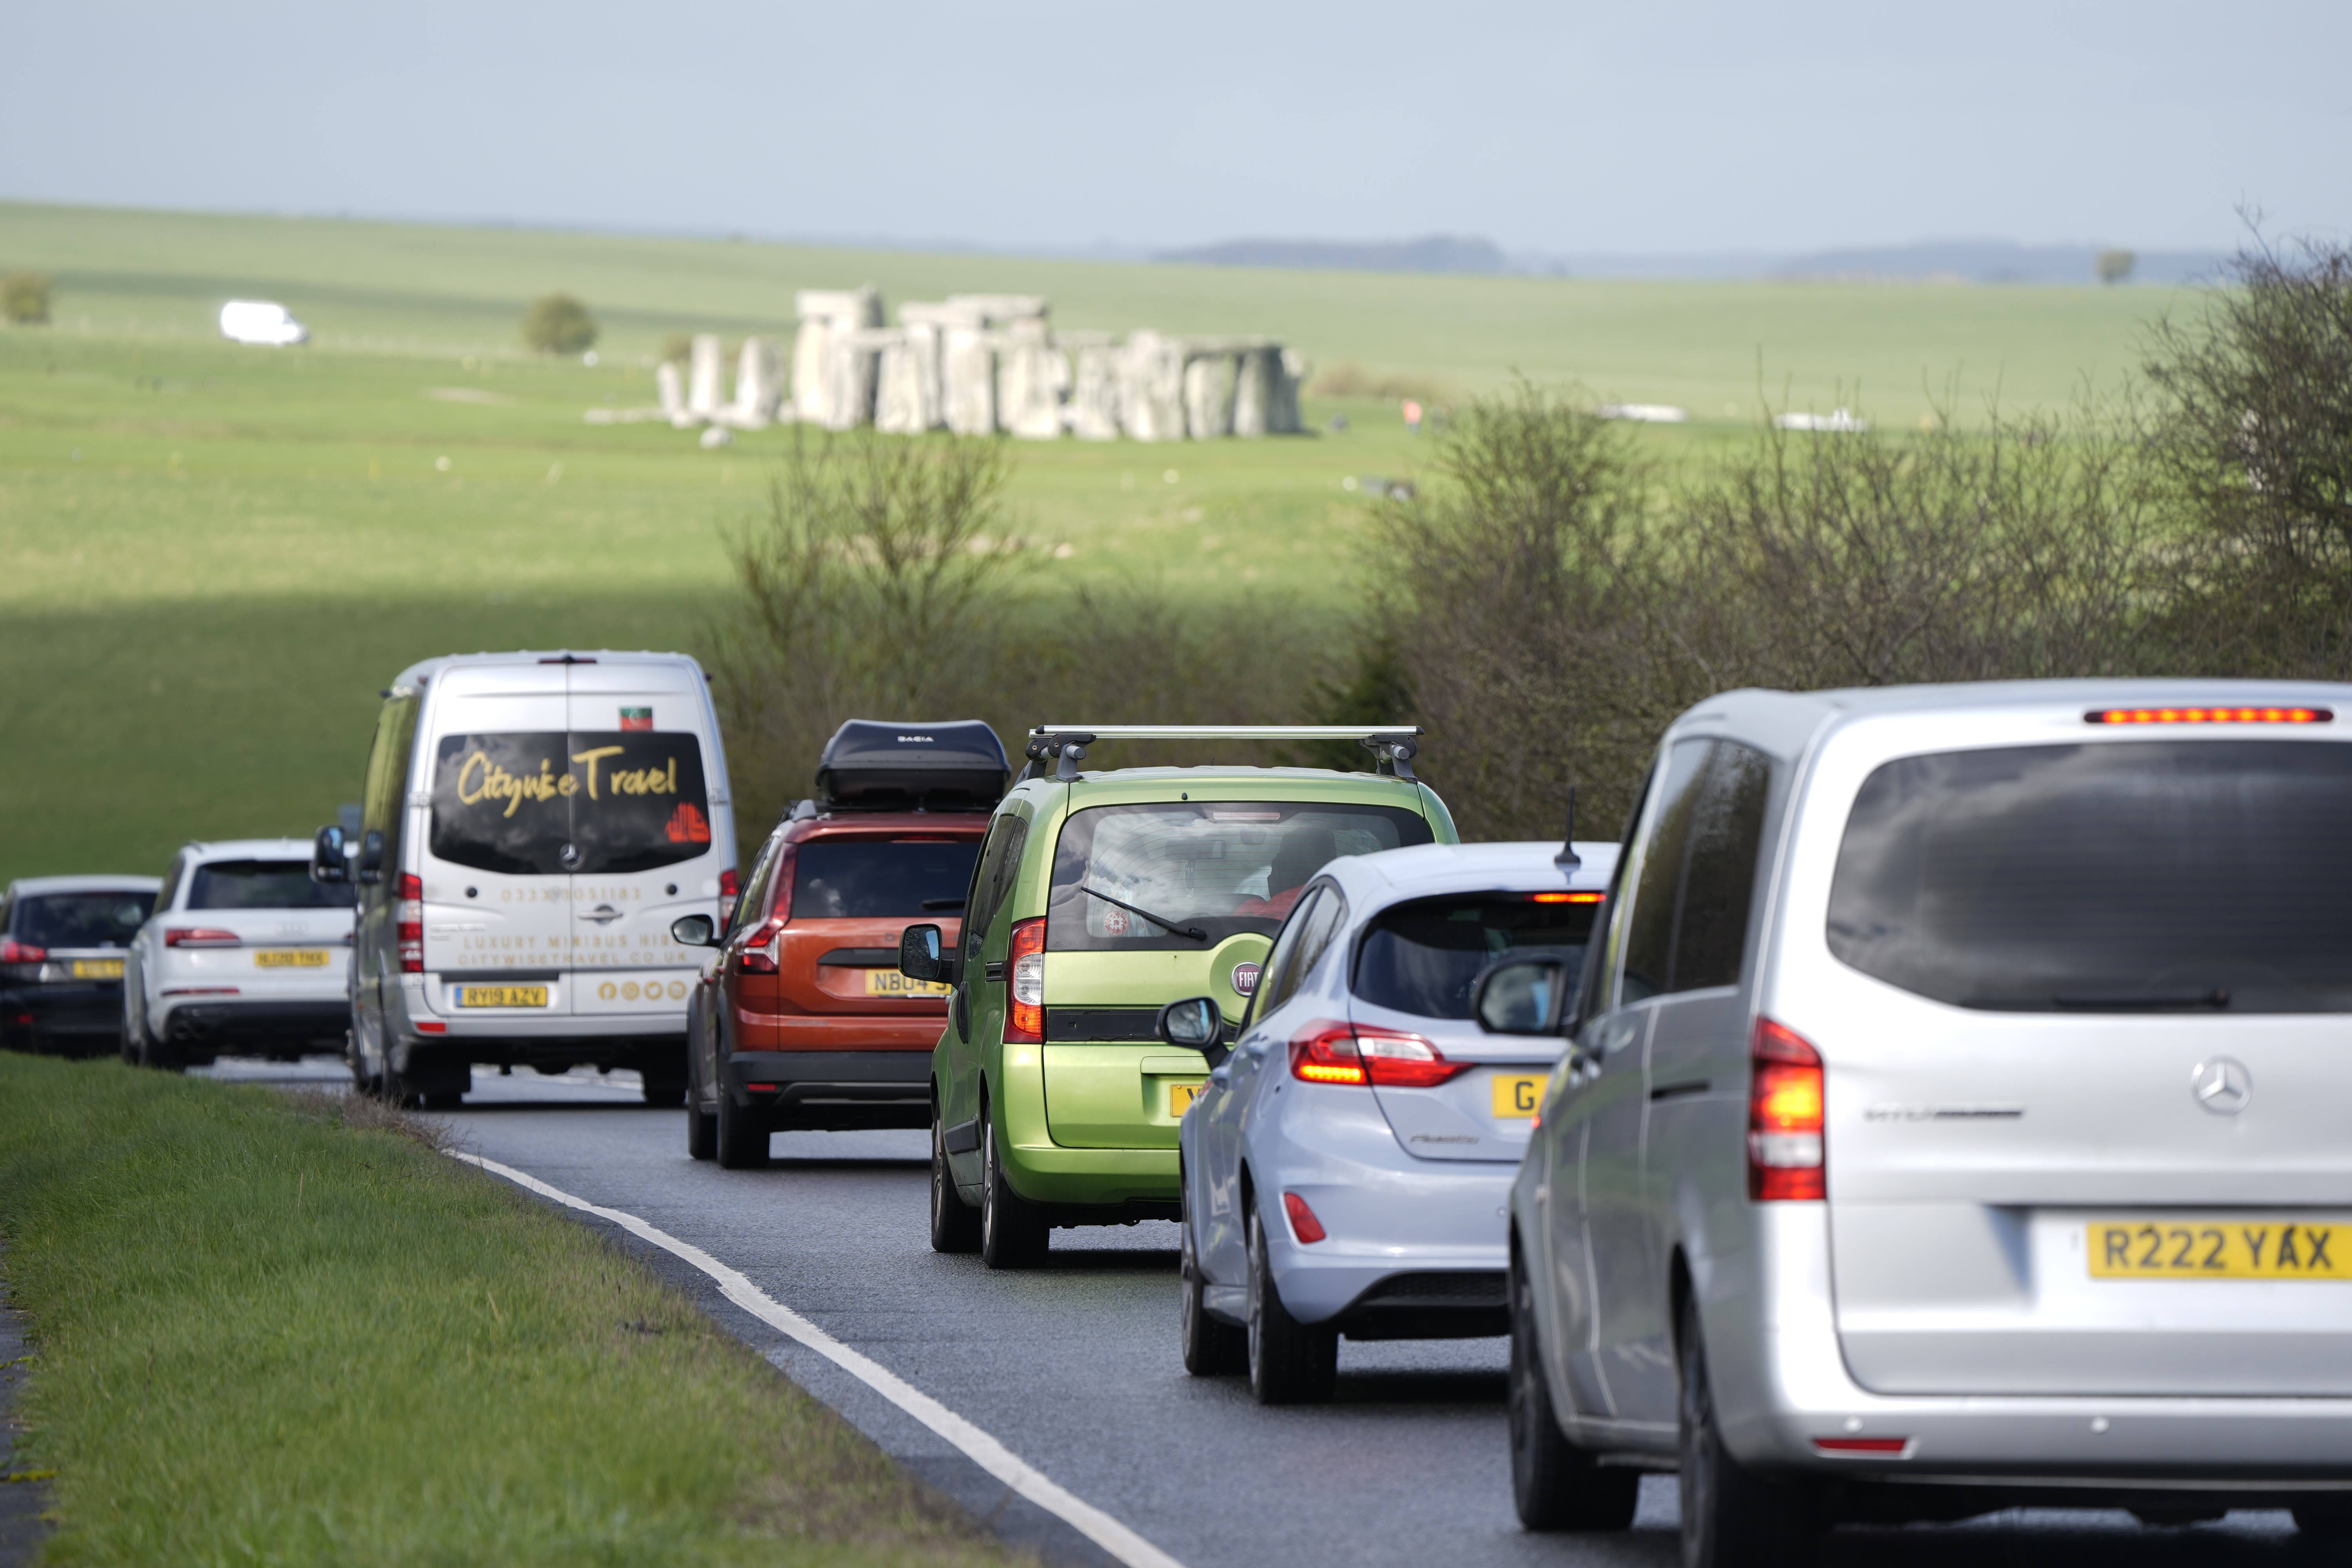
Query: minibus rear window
1828 740 2352 1013
429 731 714 877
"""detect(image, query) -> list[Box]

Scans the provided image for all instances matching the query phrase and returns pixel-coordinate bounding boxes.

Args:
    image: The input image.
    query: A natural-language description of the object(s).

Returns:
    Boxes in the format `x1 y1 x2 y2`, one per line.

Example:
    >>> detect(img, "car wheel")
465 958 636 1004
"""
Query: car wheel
421 1090 463 1112
715 1087 770 1169
1245 1203 1336 1405
639 1045 687 1108
978 1113 1049 1269
1180 1181 1245 1376
1678 1291 1820 1568
686 1066 717 1161
2294 1498 2352 1537
929 1111 981 1253
1510 1244 1638 1529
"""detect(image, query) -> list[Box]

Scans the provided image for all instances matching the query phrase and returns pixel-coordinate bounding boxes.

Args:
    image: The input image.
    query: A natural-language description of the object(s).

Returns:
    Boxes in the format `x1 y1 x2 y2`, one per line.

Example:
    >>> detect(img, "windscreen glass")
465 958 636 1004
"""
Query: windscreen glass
793 840 982 919
1354 894 1602 1019
1048 802 1431 952
17 891 154 948
429 731 713 876
190 860 354 910
1828 740 2352 1013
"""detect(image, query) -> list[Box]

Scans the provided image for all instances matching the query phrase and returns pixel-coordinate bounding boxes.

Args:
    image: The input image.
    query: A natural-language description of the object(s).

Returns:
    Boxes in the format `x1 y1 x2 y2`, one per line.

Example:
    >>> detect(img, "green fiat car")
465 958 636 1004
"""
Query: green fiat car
897 725 1457 1268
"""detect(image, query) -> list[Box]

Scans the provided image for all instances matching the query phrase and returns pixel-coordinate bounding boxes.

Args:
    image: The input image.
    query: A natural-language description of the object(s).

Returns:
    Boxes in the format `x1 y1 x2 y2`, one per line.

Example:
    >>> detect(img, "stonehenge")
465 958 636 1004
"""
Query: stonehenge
607 287 1308 442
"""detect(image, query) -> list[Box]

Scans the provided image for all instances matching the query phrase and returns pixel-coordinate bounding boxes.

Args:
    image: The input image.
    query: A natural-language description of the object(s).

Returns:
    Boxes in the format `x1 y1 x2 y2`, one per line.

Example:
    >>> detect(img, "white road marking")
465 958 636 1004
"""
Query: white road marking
450 1151 1186 1568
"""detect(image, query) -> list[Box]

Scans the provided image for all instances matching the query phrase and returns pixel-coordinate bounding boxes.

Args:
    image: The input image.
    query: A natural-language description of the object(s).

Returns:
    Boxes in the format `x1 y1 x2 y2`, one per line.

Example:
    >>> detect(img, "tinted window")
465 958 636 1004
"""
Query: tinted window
1288 886 1349 989
428 731 713 876
792 840 983 920
361 692 420 885
1047 802 1431 953
1829 740 2352 1013
1250 889 1325 1019
189 860 354 910
962 814 1025 965
1619 741 1709 1002
1356 893 1603 1020
728 835 784 938
16 891 154 948
1670 742 1772 991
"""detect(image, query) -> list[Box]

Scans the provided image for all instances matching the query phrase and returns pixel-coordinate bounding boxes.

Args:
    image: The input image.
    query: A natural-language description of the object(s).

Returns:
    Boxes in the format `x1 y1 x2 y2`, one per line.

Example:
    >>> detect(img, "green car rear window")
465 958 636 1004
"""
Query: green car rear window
1047 802 1430 952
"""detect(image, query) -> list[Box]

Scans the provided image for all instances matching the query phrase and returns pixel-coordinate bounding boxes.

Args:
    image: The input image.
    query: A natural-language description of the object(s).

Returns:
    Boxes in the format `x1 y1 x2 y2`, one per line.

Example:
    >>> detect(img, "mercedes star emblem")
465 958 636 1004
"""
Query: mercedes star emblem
2191 1056 2252 1116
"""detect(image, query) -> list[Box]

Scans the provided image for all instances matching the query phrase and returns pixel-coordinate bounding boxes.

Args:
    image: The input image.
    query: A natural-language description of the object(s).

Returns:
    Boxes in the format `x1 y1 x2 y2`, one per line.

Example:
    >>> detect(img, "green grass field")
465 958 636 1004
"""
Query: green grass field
0 1055 1008 1567
0 199 2186 877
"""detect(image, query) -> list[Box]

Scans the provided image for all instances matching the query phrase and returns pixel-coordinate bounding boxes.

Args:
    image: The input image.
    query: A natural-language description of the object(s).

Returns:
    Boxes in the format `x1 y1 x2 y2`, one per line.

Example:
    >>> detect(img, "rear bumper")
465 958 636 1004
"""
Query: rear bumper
162 1000 348 1048
2 982 124 1042
725 1049 930 1129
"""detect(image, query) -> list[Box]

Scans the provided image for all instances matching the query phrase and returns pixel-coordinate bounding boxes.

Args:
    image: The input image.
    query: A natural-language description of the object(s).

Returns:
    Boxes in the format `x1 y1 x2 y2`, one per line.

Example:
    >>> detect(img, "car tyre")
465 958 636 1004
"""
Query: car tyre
1245 1203 1336 1404
639 1049 687 1108
686 1095 717 1161
2294 1498 2352 1537
1510 1244 1638 1530
1678 1292 1821 1568
1180 1184 1245 1376
715 1087 770 1169
929 1111 981 1253
979 1113 1049 1269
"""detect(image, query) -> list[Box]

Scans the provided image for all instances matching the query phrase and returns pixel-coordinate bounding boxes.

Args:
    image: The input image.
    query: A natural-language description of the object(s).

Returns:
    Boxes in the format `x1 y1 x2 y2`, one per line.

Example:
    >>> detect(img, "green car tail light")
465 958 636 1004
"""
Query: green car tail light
1006 917 1045 1042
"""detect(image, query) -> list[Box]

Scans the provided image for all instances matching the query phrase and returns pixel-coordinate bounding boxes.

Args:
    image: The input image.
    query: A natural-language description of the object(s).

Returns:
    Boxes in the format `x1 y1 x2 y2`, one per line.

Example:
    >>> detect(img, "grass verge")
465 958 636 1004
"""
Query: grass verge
0 1054 1010 1567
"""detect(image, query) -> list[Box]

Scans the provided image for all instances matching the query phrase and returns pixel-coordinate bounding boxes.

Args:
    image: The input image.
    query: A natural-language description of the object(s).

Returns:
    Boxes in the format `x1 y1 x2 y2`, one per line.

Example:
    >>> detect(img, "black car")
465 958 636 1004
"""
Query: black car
0 875 162 1056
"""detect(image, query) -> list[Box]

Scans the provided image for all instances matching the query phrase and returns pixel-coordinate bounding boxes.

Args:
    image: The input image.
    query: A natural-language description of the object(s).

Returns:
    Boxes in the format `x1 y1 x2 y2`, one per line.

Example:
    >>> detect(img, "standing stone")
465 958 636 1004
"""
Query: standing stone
726 336 782 427
1119 331 1187 442
1232 344 1278 438
1183 350 1239 440
656 359 689 426
791 287 883 428
687 334 726 420
1272 348 1308 435
996 318 1067 440
941 325 998 436
1066 336 1122 441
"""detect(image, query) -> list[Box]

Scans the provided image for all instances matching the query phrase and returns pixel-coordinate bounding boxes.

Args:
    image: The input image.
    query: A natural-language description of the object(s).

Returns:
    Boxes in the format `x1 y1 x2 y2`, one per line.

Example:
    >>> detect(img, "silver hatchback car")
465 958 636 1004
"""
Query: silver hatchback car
1510 680 2352 1566
1166 839 1616 1403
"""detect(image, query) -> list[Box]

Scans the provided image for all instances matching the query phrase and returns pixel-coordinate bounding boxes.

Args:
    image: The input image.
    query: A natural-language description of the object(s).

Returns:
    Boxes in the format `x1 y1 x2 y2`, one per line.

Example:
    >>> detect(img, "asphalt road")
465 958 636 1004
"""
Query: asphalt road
205 1058 2322 1568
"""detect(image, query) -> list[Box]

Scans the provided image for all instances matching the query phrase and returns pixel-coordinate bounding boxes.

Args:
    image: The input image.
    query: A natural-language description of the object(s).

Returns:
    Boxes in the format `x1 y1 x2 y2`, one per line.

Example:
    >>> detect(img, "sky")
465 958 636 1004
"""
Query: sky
7 0 2346 257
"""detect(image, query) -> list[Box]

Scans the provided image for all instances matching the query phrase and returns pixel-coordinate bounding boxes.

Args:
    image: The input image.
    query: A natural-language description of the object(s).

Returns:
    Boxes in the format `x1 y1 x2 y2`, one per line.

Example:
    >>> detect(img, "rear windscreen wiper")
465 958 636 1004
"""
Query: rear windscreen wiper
1078 884 1207 942
2051 988 2231 1011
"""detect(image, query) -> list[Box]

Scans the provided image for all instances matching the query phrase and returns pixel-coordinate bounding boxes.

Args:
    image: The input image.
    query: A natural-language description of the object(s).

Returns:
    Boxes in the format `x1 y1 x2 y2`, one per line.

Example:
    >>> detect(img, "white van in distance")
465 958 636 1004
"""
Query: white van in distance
218 300 309 346
314 651 737 1107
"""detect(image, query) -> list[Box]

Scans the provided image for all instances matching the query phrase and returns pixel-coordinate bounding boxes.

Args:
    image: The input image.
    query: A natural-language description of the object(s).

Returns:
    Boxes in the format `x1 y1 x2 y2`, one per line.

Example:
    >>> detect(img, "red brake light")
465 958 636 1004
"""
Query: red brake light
2087 705 2329 725
1813 1436 1909 1455
1532 892 1606 904
415 1020 448 1034
396 872 424 974
719 867 740 925
1005 918 1045 1044
165 927 242 948
733 916 786 974
1287 1021 1470 1088
1749 1017 1825 1201
1282 1191 1327 1244
768 847 796 926
0 938 47 963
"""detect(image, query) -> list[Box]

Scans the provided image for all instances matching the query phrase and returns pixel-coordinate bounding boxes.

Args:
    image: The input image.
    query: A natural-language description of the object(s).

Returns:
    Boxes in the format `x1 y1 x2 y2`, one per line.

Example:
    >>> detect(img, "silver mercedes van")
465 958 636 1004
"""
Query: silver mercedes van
314 651 737 1107
1508 680 2352 1564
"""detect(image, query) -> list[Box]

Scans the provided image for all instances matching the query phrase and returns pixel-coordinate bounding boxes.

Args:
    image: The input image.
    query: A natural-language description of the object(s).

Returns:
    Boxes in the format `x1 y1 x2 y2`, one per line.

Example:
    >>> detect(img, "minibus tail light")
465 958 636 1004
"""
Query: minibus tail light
1749 1017 1825 1201
396 872 424 974
1004 918 1045 1043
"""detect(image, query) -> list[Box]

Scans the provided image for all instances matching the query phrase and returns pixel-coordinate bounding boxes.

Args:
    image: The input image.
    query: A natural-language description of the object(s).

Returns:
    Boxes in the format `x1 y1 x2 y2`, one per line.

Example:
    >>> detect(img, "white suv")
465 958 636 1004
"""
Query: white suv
125 839 355 1070
1510 681 2352 1565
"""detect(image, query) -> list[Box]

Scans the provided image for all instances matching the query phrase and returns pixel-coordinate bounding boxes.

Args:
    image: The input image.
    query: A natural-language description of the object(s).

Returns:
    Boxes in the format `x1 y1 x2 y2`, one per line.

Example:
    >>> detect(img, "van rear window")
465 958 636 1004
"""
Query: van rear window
429 731 714 877
1047 802 1432 952
1828 740 2352 1013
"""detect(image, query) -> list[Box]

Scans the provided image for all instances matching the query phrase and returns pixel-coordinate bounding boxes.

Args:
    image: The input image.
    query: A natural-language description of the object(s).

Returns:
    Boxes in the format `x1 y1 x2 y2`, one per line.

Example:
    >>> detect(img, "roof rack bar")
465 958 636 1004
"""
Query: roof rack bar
1027 725 1421 740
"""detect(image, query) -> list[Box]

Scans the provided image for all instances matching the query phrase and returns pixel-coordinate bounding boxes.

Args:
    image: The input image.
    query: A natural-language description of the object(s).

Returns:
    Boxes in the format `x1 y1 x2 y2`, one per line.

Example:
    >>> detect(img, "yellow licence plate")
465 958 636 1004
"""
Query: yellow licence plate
459 985 549 1009
254 949 330 969
864 970 953 998
71 958 124 980
1168 1081 1206 1117
1491 1072 1548 1120
2089 1219 2352 1280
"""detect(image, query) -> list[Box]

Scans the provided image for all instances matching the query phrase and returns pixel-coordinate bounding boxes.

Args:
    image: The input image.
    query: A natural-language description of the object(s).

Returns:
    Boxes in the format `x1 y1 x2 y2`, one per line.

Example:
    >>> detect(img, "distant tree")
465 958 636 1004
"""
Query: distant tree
659 332 693 365
2143 233 2352 673
2095 248 2136 285
521 293 597 354
2 271 51 325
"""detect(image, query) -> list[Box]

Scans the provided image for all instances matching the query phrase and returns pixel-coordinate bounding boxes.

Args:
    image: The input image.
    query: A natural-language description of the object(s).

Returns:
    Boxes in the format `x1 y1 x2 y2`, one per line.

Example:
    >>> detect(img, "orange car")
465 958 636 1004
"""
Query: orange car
681 722 1005 1167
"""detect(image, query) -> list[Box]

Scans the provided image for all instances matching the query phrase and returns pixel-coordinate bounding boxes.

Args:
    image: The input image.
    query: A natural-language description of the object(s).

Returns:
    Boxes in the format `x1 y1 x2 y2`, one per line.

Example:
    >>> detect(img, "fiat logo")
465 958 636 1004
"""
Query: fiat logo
2191 1057 2252 1116
1230 962 1260 996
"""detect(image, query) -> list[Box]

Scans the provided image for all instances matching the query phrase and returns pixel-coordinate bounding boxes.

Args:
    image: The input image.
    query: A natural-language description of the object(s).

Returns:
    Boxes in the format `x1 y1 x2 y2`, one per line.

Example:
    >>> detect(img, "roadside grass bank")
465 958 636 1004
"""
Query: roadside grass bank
0 1054 1011 1568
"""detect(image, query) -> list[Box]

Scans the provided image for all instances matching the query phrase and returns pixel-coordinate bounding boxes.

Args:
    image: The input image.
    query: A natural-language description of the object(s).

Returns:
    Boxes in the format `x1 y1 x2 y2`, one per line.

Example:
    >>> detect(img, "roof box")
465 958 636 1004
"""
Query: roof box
815 720 1008 812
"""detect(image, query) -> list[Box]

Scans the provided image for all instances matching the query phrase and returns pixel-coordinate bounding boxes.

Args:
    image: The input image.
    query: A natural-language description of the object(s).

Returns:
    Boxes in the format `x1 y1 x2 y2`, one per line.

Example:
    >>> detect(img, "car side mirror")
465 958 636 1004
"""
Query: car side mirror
356 828 385 885
1473 957 1568 1035
1155 994 1232 1068
900 923 953 984
670 914 718 948
310 825 349 885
